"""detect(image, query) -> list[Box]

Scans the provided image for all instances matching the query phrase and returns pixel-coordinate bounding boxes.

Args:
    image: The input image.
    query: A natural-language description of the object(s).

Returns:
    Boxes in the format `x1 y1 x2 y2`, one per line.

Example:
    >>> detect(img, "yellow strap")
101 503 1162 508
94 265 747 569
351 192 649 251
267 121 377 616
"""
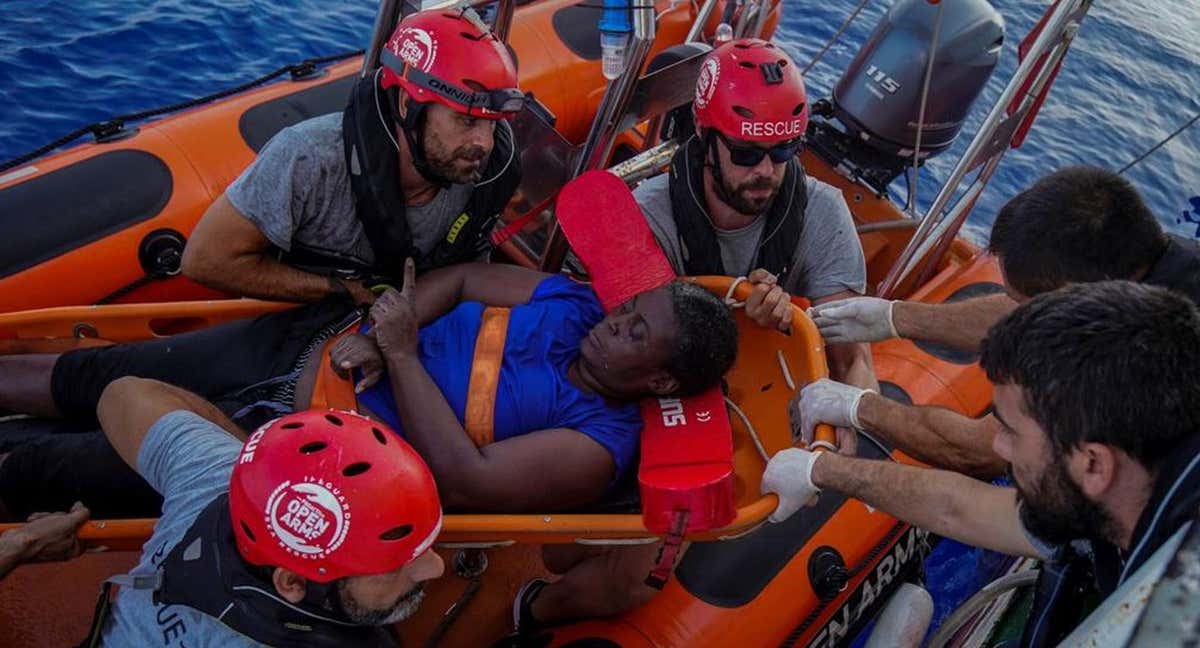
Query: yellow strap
464 306 510 448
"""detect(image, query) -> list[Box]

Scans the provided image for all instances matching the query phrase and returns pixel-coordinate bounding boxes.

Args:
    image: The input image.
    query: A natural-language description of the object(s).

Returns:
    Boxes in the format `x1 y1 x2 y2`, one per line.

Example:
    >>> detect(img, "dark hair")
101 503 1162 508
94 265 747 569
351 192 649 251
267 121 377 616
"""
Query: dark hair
980 280 1200 470
664 281 739 396
987 166 1166 297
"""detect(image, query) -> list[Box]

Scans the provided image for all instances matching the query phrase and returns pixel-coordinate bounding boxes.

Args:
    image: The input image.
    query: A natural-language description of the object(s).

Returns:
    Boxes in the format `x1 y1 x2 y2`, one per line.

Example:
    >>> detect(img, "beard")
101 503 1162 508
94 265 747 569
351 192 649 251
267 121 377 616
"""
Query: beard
326 581 426 626
711 164 781 216
1011 460 1118 547
422 130 489 184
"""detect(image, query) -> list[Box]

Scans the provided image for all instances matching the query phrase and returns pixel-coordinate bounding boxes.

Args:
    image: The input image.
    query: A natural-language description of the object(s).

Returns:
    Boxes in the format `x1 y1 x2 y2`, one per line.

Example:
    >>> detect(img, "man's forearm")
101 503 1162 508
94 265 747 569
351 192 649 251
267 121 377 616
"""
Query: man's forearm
892 294 1017 353
0 531 33 580
385 354 485 507
856 394 1005 478
194 253 339 303
828 341 879 392
810 452 1038 557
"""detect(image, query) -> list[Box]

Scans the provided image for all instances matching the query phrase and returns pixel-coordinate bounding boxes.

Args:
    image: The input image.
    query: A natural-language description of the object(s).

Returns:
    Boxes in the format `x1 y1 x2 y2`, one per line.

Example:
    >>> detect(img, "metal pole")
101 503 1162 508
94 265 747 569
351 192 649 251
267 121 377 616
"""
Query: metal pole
492 0 516 42
685 0 721 43
362 0 403 77
608 139 682 185
541 2 657 272
906 0 945 218
876 0 1086 298
752 0 772 39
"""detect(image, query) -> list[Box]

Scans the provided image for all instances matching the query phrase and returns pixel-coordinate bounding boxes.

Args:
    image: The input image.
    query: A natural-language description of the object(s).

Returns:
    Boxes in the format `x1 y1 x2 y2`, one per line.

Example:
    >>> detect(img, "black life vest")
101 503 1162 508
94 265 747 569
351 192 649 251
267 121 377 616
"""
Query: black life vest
1020 433 1200 647
1143 234 1200 305
667 135 808 284
152 494 397 648
302 72 520 282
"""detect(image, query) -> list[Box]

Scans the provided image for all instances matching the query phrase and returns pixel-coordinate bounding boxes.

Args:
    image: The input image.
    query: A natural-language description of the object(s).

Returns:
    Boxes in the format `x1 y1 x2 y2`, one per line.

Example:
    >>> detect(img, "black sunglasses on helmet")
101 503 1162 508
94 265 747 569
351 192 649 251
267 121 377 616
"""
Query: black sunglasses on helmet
717 132 804 167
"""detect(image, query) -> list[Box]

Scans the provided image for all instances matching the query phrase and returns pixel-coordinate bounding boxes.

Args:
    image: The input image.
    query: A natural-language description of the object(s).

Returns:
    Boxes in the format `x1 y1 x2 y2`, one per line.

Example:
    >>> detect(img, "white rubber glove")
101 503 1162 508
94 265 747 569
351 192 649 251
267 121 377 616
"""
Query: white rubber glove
790 378 872 443
762 448 823 523
810 297 899 344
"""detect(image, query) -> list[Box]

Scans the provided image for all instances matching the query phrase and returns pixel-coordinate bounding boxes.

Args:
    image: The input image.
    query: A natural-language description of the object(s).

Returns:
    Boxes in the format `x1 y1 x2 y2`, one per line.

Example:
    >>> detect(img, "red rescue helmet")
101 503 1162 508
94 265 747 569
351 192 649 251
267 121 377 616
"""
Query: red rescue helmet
380 8 524 119
693 39 809 144
229 409 442 583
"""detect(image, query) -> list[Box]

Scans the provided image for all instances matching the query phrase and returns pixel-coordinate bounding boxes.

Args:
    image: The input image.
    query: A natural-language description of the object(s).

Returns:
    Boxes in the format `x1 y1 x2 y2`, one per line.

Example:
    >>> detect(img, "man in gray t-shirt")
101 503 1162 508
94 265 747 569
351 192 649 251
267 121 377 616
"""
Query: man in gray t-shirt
179 9 523 305
96 378 444 647
634 40 876 404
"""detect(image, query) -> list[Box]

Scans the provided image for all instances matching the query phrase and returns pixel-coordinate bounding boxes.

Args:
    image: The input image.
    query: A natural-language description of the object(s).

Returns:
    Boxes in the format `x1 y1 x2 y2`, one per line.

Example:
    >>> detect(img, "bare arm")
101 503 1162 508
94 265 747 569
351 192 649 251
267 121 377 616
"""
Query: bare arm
373 262 614 512
96 377 244 471
812 452 1040 558
0 503 90 580
181 196 373 303
857 394 1006 479
411 262 552 325
892 293 1017 353
385 352 613 511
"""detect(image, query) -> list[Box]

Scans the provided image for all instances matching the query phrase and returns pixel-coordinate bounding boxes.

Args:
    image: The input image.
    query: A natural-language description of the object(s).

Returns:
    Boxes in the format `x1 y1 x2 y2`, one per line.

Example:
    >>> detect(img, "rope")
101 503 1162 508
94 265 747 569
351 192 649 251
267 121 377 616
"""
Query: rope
907 0 945 218
0 50 364 173
726 396 769 462
723 275 749 308
802 0 872 77
1117 107 1200 175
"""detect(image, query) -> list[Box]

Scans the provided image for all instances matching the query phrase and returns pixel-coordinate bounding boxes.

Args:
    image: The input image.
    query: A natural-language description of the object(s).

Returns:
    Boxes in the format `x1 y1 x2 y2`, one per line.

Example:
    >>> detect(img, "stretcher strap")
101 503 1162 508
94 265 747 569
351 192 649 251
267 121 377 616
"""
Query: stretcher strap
311 328 360 411
644 510 690 590
463 306 510 448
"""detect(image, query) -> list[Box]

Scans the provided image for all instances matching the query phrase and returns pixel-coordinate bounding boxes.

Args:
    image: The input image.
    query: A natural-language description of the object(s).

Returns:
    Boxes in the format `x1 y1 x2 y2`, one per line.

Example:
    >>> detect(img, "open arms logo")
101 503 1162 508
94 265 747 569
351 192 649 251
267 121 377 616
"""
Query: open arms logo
265 478 351 560
695 57 721 109
389 27 438 73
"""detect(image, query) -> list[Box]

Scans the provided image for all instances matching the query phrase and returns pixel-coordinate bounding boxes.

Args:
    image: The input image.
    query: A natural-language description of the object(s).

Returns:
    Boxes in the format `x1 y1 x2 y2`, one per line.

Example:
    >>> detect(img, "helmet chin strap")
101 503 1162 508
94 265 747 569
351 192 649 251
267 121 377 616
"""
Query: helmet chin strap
394 96 454 190
703 130 743 214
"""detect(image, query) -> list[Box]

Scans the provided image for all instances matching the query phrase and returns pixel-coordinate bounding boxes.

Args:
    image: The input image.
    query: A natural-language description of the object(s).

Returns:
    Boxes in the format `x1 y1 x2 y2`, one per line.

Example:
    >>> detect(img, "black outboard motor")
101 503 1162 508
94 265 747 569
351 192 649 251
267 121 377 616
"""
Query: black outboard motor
809 0 1003 194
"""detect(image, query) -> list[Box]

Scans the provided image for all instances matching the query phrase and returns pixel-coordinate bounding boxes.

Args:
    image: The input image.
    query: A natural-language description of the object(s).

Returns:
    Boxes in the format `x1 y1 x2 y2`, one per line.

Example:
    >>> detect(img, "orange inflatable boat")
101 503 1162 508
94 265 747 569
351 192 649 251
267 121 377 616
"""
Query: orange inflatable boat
0 149 1002 648
0 0 1089 643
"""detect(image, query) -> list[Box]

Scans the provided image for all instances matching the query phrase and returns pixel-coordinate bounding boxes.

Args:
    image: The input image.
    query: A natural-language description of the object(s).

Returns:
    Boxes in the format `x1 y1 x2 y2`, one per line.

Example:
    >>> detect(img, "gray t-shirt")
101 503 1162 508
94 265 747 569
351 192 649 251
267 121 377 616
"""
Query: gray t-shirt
102 411 265 647
633 172 867 299
225 112 472 267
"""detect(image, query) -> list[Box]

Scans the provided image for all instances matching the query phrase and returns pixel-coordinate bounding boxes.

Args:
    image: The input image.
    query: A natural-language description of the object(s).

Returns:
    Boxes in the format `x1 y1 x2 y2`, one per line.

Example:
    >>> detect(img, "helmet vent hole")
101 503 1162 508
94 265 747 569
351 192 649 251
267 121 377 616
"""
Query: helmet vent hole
380 525 413 541
281 422 304 430
793 102 806 116
460 31 484 42
240 521 256 542
372 428 388 445
738 61 755 69
299 441 328 454
343 462 372 477
779 59 789 68
733 106 755 119
325 414 344 426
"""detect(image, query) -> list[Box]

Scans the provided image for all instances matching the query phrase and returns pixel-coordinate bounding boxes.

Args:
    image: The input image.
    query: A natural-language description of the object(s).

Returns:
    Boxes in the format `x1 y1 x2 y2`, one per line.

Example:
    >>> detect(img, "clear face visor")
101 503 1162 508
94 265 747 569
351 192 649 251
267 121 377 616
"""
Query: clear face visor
382 50 526 118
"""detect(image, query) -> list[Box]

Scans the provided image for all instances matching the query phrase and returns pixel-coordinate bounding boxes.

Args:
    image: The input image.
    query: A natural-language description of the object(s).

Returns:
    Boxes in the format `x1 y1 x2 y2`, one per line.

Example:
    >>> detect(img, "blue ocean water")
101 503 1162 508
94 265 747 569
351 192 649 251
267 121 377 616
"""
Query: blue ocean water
1 1 1197 242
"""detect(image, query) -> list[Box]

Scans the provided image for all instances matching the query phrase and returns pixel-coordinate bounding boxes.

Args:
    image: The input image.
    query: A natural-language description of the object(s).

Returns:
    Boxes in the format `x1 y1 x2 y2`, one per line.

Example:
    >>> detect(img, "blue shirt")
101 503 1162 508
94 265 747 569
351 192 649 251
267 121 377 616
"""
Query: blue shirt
103 411 264 647
359 275 643 479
